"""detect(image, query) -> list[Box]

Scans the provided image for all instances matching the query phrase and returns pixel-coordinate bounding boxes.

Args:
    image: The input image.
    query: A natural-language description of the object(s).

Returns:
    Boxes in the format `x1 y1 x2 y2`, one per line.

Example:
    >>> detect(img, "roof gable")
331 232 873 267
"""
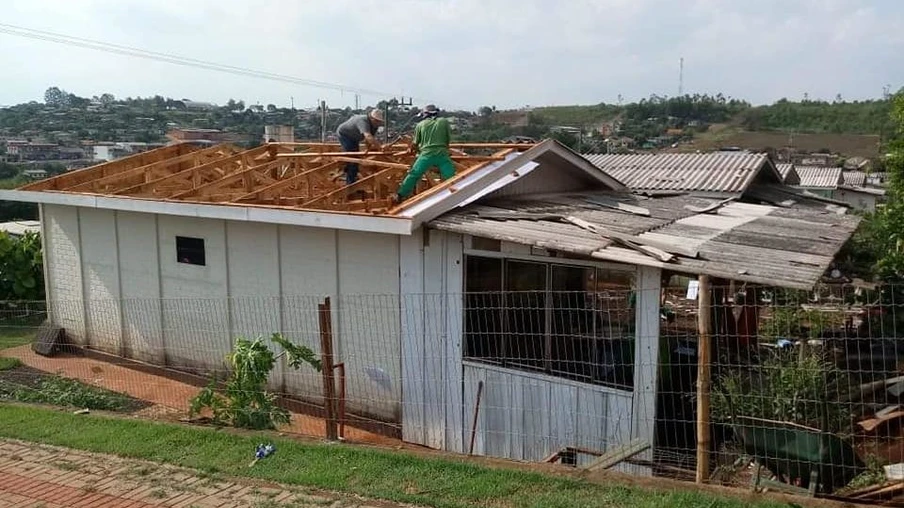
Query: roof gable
396 139 628 227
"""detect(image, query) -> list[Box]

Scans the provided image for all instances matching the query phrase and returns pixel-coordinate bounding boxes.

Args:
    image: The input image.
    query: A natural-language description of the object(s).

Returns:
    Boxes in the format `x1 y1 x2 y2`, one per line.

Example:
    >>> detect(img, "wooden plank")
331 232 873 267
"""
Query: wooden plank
696 275 713 484
400 232 426 445
444 233 465 453
564 216 675 262
113 145 272 197
423 230 447 449
300 164 407 210
584 438 651 471
584 196 651 216
170 159 286 200
21 143 190 191
319 297 338 441
236 161 338 202
65 144 236 192
331 157 411 170
631 265 661 476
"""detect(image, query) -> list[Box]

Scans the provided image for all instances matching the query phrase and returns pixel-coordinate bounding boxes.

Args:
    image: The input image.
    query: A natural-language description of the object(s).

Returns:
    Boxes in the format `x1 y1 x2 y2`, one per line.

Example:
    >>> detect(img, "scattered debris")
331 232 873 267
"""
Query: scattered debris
73 408 89 415
249 443 275 467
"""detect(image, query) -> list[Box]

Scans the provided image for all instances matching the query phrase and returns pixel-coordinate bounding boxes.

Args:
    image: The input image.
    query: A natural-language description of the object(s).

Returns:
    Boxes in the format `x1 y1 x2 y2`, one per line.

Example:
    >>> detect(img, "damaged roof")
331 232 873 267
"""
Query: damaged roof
582 152 782 195
430 191 860 289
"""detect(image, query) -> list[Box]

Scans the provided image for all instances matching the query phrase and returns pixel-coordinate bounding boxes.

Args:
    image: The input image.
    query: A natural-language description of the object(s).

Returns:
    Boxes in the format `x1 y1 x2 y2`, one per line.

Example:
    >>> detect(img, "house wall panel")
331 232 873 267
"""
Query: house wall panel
117 211 163 363
78 208 121 354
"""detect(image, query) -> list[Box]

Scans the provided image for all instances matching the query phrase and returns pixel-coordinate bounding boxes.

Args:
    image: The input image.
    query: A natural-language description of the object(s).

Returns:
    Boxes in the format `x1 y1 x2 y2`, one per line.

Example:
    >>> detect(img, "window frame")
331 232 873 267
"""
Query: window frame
175 236 206 266
463 247 637 391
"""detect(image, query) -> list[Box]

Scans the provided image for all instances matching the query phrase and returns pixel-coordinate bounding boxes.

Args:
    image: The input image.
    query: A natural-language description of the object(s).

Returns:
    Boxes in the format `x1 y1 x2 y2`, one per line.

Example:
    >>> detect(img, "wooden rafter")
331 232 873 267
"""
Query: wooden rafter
22 143 193 191
64 144 239 193
237 161 340 203
22 141 535 215
113 145 273 198
170 158 288 200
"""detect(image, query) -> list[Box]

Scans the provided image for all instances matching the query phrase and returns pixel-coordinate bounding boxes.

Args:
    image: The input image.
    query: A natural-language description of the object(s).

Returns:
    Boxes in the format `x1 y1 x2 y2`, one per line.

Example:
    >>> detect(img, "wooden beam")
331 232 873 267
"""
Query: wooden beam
330 157 411 170
21 143 191 191
385 159 494 214
170 158 286 200
65 144 238 193
696 274 713 484
584 439 651 471
235 161 339 202
301 164 405 210
113 145 272 197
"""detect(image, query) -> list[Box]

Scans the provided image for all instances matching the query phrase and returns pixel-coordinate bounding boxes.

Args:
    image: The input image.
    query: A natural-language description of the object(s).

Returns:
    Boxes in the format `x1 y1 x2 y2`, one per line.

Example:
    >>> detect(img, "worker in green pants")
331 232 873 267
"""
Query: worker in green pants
394 104 455 202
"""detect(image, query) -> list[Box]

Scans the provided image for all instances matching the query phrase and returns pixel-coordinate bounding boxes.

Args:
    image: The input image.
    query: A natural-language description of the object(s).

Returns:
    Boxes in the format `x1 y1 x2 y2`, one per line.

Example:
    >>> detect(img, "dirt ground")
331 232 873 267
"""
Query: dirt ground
1 345 399 447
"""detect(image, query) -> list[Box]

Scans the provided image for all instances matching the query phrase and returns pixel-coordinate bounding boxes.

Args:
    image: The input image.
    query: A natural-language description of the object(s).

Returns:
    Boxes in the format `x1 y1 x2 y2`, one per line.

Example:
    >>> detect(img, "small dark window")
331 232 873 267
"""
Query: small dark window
176 236 205 266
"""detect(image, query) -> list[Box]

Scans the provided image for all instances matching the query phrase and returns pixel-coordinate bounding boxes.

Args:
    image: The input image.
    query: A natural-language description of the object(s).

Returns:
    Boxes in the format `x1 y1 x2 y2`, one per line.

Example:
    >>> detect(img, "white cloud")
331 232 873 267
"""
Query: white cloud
0 0 902 109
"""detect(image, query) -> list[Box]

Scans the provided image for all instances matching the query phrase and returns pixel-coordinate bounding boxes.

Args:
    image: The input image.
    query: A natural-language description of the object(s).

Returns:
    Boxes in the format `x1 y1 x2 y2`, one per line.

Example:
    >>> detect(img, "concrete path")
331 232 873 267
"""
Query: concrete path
0 439 412 508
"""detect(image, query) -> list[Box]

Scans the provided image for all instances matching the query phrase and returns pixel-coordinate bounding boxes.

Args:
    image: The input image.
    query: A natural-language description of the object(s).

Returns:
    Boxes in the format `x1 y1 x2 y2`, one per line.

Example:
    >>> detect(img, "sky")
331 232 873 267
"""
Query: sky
2 0 903 111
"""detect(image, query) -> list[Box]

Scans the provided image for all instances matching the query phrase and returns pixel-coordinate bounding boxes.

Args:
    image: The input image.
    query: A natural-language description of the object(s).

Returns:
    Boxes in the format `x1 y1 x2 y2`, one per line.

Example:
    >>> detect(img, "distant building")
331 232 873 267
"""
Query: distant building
166 128 232 144
22 169 48 180
263 125 295 143
89 142 167 162
57 147 86 160
793 153 835 167
0 220 40 238
177 99 218 111
6 141 60 161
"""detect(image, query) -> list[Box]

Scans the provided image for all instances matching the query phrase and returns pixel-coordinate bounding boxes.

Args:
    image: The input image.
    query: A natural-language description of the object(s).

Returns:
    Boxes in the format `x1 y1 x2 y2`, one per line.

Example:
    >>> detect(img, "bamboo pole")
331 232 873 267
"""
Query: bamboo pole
696 275 713 484
318 297 338 441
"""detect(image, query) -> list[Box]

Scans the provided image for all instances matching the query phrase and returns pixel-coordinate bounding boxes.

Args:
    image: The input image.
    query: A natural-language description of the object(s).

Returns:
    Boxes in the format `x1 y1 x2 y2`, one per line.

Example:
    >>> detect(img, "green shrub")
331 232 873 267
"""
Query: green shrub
712 349 853 434
189 333 320 430
0 231 43 301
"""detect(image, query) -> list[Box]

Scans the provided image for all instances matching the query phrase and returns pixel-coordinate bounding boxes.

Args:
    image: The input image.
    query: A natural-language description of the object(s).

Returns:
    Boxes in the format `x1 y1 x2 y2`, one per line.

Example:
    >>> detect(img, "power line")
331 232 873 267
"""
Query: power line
0 22 430 104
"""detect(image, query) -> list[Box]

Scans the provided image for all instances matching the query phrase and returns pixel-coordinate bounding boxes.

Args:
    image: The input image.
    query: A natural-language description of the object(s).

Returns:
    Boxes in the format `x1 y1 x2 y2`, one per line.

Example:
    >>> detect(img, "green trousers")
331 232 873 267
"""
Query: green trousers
397 152 456 199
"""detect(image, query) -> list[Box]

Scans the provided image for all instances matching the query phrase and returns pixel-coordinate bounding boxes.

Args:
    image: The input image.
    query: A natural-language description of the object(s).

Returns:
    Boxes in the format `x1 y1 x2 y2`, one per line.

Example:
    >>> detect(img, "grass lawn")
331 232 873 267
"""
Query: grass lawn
0 405 795 508
0 325 36 351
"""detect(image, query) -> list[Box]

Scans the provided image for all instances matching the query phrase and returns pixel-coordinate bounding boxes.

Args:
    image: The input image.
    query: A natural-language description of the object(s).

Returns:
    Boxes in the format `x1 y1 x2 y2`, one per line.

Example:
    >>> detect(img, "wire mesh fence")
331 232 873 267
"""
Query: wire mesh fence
1 283 904 501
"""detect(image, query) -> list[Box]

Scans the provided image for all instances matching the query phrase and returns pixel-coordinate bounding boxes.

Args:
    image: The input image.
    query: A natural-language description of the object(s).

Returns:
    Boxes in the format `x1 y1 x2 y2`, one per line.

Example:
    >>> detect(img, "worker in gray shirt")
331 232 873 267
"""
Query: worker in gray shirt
336 109 385 184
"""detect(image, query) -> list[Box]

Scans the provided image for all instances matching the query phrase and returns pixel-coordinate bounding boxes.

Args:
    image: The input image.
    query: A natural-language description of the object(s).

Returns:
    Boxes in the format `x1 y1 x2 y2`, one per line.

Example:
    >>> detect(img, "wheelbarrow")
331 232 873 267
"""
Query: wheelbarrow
733 416 864 495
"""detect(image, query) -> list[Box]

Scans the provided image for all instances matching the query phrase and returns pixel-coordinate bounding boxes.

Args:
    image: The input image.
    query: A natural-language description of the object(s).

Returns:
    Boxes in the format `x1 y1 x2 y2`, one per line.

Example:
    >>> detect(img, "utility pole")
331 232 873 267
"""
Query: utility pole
355 94 360 111
678 57 684 96
290 96 294 110
320 100 326 143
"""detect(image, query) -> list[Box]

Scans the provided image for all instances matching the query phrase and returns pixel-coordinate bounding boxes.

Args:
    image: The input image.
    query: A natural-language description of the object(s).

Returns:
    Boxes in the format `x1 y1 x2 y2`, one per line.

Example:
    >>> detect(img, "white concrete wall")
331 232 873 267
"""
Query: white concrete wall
41 205 403 422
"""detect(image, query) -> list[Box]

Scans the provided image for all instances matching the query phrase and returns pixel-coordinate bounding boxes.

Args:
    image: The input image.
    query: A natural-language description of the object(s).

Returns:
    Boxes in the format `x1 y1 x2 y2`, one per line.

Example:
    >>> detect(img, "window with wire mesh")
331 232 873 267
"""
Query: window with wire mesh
464 255 636 389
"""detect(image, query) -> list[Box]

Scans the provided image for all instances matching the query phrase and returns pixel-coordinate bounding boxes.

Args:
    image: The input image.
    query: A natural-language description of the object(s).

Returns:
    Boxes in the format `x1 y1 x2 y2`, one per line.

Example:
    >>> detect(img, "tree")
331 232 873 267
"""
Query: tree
43 87 69 107
99 93 116 106
266 103 277 113
478 106 494 118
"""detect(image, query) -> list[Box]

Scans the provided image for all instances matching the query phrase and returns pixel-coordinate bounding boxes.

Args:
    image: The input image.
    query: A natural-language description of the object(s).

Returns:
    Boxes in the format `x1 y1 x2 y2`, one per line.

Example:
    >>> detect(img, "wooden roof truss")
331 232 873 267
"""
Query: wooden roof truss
22 142 533 215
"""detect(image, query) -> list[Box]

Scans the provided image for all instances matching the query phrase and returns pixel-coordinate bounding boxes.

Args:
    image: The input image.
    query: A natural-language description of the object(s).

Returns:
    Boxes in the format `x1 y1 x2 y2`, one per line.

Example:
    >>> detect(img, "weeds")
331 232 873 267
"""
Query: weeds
0 375 135 411
0 356 21 371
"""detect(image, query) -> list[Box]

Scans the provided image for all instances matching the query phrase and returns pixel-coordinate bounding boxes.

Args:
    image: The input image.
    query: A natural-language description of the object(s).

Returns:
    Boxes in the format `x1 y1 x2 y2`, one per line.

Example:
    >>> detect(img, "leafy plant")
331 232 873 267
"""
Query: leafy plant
0 231 43 301
189 333 320 430
0 375 135 411
712 348 853 434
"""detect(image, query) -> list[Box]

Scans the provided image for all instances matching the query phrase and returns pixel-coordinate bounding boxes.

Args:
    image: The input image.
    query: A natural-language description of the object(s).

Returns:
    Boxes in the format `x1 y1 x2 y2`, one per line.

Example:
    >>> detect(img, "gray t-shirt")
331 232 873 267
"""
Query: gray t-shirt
336 114 375 142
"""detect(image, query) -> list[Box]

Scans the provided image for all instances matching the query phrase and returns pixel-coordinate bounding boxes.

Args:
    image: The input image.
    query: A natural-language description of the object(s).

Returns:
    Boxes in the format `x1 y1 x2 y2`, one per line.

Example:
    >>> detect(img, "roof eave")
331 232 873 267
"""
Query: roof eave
0 190 414 235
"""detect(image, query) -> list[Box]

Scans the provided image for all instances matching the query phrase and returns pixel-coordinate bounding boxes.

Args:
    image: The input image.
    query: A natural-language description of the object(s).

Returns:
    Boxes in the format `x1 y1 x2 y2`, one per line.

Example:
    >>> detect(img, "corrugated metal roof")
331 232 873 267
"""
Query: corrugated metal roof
795 166 843 189
430 191 860 290
581 152 774 194
842 171 866 187
0 220 40 237
776 163 800 185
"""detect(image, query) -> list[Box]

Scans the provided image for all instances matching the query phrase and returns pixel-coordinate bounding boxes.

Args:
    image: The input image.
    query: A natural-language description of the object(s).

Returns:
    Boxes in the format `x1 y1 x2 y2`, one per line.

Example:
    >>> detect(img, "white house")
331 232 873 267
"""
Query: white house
0 140 859 472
